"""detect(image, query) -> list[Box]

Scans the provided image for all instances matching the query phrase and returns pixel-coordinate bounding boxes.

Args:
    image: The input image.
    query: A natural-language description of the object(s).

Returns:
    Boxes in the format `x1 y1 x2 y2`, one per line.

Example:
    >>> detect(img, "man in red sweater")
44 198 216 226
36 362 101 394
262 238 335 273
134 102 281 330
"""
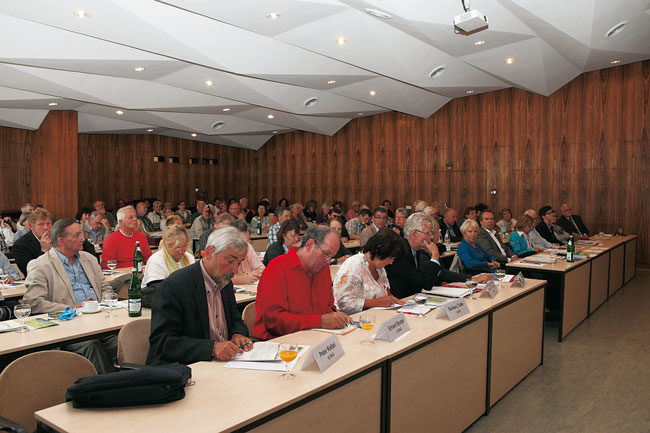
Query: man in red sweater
253 226 351 340
101 206 152 269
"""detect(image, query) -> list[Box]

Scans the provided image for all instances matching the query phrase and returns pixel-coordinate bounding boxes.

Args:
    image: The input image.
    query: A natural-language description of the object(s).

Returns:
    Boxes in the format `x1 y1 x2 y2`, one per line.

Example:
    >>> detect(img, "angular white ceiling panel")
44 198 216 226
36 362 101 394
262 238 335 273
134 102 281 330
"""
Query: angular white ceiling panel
0 1 647 148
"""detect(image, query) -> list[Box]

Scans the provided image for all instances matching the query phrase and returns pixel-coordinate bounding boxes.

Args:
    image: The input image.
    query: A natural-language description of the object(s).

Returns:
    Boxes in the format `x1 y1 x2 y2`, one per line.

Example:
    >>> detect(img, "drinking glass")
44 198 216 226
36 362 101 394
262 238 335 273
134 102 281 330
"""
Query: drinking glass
0 273 9 291
413 294 428 318
103 291 118 318
278 342 298 380
359 314 376 345
466 278 478 300
14 303 31 333
107 260 118 275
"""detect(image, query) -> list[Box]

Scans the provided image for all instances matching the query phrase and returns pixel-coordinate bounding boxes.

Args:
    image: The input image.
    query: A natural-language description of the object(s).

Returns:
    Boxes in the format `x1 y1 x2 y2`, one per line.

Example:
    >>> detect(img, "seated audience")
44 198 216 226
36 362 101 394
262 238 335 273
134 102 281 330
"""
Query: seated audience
278 197 290 208
550 210 571 244
175 200 192 225
101 206 152 269
345 208 371 240
381 199 395 219
439 207 462 242
146 201 164 231
429 202 441 220
82 211 112 243
496 208 517 234
189 206 215 240
136 201 155 233
413 200 429 213
93 200 117 228
360 207 388 247
23 219 116 373
0 250 20 281
386 213 483 298
147 226 252 365
315 201 332 224
0 216 13 246
253 226 351 340
558 203 590 237
263 219 301 266
250 202 270 233
457 220 500 275
328 217 352 264
75 207 92 225
190 200 206 222
228 201 242 219
16 203 35 231
239 198 254 222
198 213 234 254
303 200 318 222
230 219 265 285
509 214 540 257
333 228 406 315
476 210 516 264
13 212 31 242
142 225 195 288
458 206 477 227
267 206 292 244
393 208 409 235
290 203 309 230
536 206 561 245
158 209 176 232
524 209 552 250
13 209 53 277
346 200 361 221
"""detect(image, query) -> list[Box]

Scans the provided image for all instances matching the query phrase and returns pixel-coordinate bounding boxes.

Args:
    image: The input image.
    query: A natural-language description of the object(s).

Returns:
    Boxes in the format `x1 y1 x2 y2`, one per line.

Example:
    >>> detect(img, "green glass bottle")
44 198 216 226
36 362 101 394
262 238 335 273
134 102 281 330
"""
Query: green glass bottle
134 241 143 273
128 267 142 317
256 218 262 235
566 236 575 262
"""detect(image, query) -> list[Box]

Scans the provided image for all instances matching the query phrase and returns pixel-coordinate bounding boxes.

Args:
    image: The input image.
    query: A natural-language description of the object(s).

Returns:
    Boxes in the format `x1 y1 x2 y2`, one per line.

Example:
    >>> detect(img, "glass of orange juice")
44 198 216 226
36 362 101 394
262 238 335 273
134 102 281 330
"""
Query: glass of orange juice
278 342 299 380
359 314 376 345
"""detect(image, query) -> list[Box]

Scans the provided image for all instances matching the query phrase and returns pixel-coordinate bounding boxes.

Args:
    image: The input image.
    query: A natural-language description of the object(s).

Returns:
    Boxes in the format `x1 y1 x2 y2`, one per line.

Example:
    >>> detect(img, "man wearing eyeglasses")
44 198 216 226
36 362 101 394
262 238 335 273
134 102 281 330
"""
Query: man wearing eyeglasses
523 209 552 250
359 207 388 247
386 212 485 299
535 205 560 245
252 226 351 340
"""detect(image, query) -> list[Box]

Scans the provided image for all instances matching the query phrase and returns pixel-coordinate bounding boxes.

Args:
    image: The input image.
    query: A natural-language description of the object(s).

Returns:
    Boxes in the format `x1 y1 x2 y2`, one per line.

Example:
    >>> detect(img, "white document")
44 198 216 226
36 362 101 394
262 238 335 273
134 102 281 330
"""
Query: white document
0 320 21 333
224 346 309 371
397 304 433 316
370 303 403 310
230 342 279 362
311 324 357 335
422 286 472 298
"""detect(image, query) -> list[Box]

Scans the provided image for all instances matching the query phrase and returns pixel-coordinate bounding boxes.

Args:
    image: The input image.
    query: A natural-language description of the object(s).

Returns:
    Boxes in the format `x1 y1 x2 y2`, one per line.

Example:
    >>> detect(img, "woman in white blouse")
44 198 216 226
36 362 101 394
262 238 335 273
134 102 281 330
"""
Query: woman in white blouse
142 225 195 287
333 228 406 315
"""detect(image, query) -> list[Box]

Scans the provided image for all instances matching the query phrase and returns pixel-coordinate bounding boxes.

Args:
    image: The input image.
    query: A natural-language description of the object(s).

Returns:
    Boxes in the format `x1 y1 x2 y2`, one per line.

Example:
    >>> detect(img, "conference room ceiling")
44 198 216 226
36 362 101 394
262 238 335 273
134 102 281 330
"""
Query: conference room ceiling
0 1 648 150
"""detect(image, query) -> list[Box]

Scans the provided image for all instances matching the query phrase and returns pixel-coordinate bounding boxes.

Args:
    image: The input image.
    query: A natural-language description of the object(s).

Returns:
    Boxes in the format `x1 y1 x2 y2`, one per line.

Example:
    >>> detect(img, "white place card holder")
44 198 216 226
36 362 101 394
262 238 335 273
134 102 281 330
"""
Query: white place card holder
435 298 470 321
374 313 410 342
301 334 345 373
511 272 526 288
480 280 499 299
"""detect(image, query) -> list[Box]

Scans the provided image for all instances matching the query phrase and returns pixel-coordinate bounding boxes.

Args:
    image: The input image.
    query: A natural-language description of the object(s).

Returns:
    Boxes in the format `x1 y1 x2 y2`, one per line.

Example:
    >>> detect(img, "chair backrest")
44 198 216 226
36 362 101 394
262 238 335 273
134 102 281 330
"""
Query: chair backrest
117 318 152 365
0 351 97 432
449 254 461 273
242 301 256 336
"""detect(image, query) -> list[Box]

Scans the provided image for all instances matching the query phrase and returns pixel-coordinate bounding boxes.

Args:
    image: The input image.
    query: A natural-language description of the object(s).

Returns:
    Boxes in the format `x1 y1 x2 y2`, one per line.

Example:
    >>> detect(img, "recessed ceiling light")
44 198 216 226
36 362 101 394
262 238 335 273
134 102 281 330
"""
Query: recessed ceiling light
304 97 318 108
327 80 336 84
115 110 124 115
48 102 58 106
610 60 621 64
267 12 280 19
357 113 364 116
369 90 377 96
222 108 231 112
133 66 145 72
272 131 278 134
336 37 347 45
191 133 198 137
466 90 475 94
204 80 214 87
73 10 89 19
365 8 392 19
505 57 515 64
430 65 446 79
146 129 154 132
212 121 225 130
474 40 485 46
605 21 628 38
267 114 275 119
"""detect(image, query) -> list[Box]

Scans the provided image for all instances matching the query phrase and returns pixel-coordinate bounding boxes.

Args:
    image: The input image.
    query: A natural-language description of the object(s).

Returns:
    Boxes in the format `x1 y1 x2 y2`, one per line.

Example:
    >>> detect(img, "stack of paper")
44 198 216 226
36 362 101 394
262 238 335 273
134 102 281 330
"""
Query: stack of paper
523 254 557 264
422 286 472 298
397 304 433 315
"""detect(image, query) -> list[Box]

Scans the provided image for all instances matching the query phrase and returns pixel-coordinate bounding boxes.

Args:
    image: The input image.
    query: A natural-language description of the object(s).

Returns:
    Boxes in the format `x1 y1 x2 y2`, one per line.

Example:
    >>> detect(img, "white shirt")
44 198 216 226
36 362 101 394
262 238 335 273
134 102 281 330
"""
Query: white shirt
485 227 508 260
142 250 195 287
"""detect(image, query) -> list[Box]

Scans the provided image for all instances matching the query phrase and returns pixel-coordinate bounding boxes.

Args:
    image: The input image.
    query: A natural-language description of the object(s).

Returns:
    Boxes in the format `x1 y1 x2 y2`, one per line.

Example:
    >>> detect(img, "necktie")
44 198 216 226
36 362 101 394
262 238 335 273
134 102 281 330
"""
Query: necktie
570 217 582 236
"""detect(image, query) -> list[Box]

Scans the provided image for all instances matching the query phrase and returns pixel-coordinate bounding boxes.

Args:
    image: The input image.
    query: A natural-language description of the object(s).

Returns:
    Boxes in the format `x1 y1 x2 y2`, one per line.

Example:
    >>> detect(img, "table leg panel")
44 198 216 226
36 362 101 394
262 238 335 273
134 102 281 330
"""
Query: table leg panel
562 265 590 339
590 254 610 313
608 246 624 296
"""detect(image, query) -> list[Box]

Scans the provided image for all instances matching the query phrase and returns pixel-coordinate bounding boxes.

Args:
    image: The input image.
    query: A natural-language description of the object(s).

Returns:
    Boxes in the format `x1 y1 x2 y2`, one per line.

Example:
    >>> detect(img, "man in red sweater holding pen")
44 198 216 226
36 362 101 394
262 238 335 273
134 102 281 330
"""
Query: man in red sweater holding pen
253 225 351 340
101 206 152 269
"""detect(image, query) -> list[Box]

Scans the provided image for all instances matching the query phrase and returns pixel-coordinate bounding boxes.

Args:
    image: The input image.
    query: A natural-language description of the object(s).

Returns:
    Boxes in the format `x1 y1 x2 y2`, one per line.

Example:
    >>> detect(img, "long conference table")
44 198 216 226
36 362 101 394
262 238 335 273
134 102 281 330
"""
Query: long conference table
35 278 547 433
507 234 637 341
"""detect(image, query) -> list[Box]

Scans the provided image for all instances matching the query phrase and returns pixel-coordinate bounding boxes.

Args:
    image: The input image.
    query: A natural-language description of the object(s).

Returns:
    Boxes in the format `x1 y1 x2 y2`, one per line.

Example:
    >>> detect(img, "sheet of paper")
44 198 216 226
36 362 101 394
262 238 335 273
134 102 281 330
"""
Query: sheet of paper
370 303 403 310
224 346 309 371
230 342 279 362
397 304 433 315
311 324 357 335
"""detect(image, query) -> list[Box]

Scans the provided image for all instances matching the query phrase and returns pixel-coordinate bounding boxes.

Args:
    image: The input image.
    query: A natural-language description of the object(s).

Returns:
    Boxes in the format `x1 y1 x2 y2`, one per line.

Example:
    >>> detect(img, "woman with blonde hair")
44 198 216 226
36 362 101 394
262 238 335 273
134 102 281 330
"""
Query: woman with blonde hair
142 225 195 288
413 200 429 213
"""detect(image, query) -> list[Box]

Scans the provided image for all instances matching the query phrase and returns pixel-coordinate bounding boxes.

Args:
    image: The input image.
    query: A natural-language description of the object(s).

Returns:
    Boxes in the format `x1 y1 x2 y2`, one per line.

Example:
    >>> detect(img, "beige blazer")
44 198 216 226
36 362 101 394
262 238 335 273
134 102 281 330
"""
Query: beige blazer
24 249 112 314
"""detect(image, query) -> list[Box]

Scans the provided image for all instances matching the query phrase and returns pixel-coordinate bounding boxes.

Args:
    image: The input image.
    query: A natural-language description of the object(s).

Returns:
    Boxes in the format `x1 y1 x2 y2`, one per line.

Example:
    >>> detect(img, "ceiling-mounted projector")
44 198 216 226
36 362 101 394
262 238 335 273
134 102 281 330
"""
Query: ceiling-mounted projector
453 9 488 34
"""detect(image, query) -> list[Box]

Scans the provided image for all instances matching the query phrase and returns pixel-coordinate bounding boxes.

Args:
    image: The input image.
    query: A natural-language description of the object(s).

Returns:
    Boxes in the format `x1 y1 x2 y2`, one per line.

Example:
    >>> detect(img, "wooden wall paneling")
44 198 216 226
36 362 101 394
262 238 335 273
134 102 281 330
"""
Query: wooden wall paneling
0 126 32 212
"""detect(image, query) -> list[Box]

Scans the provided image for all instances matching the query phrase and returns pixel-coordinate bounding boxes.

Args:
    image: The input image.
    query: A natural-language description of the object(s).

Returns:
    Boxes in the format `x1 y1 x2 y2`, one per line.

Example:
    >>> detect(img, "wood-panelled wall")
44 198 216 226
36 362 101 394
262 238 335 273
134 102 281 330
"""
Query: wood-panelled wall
0 61 648 261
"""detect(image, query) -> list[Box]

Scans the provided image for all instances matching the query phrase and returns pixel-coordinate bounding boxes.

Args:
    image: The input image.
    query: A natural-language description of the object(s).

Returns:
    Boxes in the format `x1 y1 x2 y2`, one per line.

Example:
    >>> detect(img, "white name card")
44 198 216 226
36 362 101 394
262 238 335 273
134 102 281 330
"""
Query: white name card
301 334 344 373
511 272 526 288
374 313 410 342
435 298 470 321
480 280 499 299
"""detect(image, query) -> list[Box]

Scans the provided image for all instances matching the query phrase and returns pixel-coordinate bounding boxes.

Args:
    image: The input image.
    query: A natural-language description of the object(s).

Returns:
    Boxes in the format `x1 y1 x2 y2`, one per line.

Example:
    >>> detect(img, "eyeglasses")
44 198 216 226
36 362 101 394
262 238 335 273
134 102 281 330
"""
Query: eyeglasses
314 241 334 261
374 215 387 220
415 229 434 236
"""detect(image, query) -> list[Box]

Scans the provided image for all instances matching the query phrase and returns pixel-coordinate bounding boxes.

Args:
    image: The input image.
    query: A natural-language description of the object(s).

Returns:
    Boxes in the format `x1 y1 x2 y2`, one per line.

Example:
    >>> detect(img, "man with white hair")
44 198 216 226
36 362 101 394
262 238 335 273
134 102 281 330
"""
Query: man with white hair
386 212 484 298
147 226 252 365
524 209 552 250
101 206 152 269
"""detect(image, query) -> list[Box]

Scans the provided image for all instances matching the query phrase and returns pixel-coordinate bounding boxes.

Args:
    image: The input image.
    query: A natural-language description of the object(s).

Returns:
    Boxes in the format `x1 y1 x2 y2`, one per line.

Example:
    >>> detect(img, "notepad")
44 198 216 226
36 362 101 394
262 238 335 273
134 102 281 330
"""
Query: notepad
312 324 357 335
224 346 309 371
230 342 280 362
422 286 472 298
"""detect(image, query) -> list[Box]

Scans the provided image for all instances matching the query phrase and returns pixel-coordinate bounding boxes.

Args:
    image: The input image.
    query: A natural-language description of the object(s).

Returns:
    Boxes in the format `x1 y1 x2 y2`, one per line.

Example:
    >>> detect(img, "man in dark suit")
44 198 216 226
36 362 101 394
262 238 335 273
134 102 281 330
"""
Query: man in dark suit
147 226 252 366
558 203 590 237
386 213 483 299
439 208 462 242
476 210 516 265
13 209 53 277
536 205 560 245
